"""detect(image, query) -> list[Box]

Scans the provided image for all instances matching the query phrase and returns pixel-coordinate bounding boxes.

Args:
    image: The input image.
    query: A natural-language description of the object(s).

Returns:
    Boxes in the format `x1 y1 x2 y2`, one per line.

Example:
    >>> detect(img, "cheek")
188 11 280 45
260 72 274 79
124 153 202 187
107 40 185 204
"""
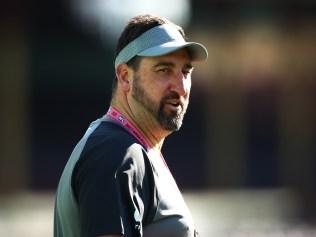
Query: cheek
184 78 192 96
148 78 167 96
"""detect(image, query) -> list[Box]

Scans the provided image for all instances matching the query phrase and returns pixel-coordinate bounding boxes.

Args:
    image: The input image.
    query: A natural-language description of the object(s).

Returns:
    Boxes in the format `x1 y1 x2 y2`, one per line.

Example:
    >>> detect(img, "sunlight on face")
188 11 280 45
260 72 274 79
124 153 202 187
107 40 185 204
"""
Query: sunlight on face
132 74 187 131
131 49 193 131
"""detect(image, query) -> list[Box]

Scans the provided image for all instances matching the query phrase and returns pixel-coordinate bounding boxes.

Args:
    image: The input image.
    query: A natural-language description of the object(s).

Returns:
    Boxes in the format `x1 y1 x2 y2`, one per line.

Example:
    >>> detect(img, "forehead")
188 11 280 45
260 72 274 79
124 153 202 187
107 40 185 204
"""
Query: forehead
139 48 192 68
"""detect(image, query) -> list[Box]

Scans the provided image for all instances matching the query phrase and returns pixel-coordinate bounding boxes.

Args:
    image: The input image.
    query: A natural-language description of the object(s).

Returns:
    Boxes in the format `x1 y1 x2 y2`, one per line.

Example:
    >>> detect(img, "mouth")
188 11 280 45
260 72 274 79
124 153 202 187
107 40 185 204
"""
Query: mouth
164 100 183 112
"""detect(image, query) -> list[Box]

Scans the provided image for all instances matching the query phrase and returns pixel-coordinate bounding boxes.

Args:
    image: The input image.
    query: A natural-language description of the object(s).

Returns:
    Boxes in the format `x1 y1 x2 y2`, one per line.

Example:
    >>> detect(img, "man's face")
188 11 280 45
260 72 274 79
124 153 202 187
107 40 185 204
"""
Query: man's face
131 48 193 131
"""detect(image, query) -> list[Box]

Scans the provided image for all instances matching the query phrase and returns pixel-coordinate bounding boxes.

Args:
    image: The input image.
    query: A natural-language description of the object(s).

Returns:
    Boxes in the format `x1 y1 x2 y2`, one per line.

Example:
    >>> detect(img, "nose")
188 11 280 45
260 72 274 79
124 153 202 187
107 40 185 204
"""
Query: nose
170 71 190 97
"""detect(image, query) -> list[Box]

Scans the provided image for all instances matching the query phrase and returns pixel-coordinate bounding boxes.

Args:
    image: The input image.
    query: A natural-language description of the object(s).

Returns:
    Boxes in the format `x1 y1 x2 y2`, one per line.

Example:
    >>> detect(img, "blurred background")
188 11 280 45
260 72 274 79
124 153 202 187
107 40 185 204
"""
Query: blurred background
1 0 316 236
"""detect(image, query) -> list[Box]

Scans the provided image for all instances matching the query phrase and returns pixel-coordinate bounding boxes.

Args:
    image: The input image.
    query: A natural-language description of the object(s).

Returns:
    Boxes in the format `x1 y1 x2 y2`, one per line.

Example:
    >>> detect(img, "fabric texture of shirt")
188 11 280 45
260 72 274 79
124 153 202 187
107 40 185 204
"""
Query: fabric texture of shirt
54 115 197 237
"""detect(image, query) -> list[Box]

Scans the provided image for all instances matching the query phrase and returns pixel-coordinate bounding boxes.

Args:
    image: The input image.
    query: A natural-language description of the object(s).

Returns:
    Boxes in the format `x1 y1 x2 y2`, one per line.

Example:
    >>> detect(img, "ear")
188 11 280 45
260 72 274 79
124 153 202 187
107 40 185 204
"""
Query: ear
115 64 132 92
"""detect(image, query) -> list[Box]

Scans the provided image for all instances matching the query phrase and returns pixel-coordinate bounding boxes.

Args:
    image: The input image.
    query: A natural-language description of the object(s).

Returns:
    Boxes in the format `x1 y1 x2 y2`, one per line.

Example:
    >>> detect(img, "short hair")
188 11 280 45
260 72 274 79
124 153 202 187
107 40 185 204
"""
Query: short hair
111 14 186 94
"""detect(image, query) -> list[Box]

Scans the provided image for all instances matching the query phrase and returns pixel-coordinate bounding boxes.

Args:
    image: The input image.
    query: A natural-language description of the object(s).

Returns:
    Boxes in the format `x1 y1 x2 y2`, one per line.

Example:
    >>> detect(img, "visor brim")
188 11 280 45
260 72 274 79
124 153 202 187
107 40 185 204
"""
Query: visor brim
138 41 208 62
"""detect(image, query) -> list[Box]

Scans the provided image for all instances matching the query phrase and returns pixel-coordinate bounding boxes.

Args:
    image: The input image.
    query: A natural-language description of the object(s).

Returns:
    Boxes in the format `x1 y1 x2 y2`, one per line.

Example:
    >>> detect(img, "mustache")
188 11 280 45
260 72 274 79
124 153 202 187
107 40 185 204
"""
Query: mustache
161 91 180 102
161 91 187 110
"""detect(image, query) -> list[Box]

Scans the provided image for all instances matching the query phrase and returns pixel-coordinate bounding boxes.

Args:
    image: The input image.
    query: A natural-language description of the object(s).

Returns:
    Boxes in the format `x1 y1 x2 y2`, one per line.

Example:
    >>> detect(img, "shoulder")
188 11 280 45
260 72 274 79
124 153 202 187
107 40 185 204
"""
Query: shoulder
77 120 147 177
72 121 150 200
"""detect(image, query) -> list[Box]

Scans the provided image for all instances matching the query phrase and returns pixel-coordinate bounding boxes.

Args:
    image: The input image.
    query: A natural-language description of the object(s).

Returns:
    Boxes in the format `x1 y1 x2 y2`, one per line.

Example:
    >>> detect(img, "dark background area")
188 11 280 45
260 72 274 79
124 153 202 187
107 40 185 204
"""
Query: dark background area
1 2 316 218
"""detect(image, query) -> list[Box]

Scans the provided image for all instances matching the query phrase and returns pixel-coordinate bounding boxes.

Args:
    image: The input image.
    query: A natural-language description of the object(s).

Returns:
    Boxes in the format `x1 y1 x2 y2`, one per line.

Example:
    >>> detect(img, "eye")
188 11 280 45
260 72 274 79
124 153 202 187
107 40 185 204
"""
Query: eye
182 70 190 75
182 68 193 77
157 67 172 74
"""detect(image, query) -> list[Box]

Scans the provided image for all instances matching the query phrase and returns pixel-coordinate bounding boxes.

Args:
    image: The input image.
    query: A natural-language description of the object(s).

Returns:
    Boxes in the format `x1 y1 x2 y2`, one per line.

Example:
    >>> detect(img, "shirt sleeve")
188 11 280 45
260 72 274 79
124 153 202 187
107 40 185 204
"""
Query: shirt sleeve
72 135 148 237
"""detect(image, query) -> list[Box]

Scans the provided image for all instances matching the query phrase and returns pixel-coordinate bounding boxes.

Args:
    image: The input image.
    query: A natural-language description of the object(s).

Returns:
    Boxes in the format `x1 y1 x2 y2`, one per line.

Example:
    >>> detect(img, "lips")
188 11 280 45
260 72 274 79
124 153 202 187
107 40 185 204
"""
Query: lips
161 92 185 113
164 99 183 112
169 101 180 107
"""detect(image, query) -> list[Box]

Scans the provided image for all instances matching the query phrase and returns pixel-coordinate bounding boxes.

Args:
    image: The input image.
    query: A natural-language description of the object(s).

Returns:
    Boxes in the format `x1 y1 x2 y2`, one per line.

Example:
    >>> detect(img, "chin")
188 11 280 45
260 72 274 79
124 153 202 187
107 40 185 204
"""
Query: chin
160 116 184 132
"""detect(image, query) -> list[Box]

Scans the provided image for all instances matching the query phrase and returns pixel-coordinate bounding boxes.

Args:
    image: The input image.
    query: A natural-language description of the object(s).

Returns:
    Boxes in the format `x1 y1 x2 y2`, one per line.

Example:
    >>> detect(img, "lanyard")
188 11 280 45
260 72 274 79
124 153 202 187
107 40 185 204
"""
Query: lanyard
105 106 151 150
106 106 171 172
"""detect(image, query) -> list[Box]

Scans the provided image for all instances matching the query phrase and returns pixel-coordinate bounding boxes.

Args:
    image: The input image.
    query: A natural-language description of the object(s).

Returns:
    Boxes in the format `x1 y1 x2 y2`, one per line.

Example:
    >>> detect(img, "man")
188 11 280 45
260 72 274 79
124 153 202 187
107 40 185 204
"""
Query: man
54 14 208 237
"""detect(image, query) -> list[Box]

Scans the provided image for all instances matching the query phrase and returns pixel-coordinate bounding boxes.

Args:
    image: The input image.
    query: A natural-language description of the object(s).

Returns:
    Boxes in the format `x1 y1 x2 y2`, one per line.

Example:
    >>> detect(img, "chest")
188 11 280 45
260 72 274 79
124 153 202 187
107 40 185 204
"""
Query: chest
143 150 196 237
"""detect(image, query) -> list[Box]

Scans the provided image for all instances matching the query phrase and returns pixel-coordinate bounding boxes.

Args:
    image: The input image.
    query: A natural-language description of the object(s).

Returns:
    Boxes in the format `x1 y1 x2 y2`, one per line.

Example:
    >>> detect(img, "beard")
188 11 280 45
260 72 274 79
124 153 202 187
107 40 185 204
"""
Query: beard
131 75 188 131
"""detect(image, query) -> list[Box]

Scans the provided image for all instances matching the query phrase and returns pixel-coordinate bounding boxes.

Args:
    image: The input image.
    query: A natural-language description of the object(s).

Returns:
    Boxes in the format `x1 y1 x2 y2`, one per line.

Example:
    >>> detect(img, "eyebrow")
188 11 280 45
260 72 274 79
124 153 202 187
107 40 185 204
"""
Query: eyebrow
153 61 194 70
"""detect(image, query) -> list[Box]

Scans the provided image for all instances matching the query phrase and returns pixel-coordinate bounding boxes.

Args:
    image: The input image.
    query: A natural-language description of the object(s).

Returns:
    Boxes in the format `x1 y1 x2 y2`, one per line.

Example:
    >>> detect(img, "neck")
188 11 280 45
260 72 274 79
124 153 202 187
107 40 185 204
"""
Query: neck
110 99 170 151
